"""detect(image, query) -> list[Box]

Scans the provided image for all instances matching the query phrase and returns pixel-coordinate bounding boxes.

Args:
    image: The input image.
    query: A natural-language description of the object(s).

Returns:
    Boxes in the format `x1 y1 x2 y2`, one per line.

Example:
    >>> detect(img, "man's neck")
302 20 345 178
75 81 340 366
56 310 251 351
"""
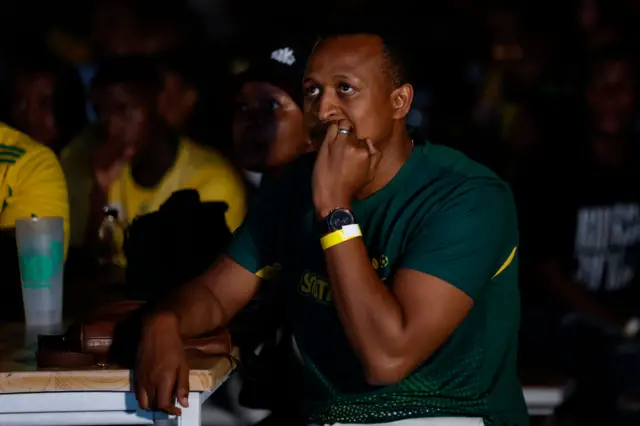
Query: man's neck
356 128 414 200
131 134 179 188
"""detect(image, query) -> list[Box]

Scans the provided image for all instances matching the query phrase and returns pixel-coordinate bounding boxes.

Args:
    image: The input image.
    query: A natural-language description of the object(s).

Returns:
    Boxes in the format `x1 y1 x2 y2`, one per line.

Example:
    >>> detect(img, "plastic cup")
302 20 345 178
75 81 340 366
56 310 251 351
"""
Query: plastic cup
15 216 64 349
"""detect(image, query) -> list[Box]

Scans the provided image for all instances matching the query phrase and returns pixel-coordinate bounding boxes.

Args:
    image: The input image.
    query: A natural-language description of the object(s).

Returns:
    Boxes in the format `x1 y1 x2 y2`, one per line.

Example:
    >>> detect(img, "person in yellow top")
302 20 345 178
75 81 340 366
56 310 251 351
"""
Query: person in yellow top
61 52 201 248
82 56 246 252
0 123 70 247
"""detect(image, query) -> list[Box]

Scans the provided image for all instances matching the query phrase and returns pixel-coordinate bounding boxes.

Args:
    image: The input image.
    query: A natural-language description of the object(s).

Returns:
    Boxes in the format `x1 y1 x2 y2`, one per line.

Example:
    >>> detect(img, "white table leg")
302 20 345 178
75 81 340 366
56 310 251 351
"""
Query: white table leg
176 393 203 426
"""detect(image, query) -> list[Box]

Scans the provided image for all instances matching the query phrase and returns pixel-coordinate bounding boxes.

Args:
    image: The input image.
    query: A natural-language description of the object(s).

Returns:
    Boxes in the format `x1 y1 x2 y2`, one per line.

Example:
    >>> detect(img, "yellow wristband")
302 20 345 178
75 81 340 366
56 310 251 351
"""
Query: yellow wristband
320 224 362 250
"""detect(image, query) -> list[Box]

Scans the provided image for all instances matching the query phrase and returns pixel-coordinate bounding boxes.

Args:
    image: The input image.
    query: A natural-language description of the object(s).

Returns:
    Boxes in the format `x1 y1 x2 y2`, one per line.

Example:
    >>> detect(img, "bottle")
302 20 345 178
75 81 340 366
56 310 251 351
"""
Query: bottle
97 206 126 285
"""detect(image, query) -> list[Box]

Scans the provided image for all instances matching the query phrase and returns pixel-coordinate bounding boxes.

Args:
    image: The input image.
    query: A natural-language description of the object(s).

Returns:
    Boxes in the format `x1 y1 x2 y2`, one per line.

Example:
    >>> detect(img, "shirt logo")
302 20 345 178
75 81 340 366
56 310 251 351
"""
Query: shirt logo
271 47 296 66
297 253 391 306
372 253 391 280
298 270 333 304
0 144 25 165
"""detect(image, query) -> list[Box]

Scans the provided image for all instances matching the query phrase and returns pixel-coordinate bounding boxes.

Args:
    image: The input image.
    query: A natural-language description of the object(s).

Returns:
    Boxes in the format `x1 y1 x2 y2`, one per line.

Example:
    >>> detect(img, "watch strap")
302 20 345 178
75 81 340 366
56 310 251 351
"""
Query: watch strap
320 224 362 250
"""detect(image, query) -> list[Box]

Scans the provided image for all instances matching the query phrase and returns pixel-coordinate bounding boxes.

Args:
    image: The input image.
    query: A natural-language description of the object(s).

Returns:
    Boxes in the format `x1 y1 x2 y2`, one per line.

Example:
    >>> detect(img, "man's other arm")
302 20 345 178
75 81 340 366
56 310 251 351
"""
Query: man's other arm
154 254 262 337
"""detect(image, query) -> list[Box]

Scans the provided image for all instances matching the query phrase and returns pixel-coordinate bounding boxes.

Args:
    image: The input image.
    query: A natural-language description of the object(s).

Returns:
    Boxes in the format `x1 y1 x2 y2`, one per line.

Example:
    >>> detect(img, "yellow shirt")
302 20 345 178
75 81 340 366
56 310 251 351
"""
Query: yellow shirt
0 123 70 255
108 138 246 231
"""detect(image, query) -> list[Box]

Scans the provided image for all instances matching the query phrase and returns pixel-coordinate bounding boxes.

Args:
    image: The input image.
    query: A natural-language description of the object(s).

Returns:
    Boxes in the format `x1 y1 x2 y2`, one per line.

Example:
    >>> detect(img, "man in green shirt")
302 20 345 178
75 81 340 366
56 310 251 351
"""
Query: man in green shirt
134 26 528 426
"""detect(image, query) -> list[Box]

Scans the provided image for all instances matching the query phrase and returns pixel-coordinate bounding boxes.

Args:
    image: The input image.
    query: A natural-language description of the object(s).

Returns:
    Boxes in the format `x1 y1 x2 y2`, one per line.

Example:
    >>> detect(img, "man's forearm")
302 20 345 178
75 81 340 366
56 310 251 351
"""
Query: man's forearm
324 238 406 375
155 278 227 338
152 255 261 338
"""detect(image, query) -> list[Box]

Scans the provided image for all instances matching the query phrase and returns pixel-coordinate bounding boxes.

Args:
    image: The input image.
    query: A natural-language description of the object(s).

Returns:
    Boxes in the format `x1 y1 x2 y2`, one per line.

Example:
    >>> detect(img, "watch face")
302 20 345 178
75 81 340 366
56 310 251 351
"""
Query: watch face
329 209 355 231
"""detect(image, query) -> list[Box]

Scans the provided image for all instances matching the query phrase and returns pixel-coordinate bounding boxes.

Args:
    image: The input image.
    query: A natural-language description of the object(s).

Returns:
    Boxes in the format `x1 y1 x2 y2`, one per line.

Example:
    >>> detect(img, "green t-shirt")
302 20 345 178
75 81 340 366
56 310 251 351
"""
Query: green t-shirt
227 142 528 426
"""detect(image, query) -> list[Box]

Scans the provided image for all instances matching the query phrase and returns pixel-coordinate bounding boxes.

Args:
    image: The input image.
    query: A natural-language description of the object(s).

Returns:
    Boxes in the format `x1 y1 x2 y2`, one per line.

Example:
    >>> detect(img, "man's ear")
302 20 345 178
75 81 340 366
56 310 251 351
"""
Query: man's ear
390 83 414 120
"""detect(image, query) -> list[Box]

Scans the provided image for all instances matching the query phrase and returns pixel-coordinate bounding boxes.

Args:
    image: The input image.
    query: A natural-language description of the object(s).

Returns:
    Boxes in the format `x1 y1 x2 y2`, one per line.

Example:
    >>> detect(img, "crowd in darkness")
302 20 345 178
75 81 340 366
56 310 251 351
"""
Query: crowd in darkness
3 0 640 424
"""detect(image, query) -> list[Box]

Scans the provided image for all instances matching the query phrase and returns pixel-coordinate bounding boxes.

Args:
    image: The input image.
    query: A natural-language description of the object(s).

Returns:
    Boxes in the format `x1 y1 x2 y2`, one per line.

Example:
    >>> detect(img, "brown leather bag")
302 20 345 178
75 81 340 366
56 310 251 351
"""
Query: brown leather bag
37 300 232 368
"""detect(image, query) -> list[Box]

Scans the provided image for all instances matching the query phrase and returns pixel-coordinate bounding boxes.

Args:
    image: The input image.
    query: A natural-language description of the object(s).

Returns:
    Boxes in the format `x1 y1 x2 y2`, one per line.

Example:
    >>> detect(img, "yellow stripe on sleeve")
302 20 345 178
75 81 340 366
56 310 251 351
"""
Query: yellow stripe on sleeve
492 246 517 279
256 263 282 280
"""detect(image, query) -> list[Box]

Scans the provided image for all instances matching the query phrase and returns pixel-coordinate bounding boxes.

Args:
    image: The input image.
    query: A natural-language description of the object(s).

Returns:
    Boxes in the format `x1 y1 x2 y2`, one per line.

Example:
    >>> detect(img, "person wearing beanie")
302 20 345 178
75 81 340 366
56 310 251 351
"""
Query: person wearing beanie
232 39 313 192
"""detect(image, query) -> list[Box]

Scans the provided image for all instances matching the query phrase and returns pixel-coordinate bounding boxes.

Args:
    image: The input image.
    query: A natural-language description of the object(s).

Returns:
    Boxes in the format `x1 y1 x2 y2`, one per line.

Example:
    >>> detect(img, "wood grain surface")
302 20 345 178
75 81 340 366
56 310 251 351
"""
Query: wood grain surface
0 324 237 394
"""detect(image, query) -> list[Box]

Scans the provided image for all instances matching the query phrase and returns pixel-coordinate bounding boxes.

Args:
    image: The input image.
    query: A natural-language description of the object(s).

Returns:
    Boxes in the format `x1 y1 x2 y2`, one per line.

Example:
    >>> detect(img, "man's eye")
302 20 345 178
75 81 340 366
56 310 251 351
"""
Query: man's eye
338 83 354 94
235 102 248 112
305 86 320 97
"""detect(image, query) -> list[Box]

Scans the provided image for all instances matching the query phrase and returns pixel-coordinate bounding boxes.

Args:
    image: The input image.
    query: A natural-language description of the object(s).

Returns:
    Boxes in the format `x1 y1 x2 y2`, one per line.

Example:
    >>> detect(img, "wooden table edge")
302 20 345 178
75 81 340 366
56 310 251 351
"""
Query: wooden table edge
0 347 239 394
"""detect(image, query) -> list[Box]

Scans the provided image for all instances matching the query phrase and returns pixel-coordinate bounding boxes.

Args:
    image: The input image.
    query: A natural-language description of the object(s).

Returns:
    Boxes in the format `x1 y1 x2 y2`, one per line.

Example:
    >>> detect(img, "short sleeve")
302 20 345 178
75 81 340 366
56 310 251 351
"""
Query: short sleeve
398 181 518 299
225 172 290 276
191 167 248 233
0 147 70 257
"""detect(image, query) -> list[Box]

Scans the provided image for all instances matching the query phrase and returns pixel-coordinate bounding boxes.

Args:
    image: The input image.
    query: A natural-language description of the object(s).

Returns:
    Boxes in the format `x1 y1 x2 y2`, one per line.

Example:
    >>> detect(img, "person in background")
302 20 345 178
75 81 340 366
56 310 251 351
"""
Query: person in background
7 56 87 155
232 39 313 194
62 52 206 249
520 43 640 425
82 56 245 252
203 38 315 426
0 123 69 319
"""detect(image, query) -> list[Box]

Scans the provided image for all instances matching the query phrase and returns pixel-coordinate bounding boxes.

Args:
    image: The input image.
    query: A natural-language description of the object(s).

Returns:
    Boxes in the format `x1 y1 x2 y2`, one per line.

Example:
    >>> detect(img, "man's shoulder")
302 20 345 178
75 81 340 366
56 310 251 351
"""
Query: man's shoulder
421 142 502 183
415 142 512 206
0 123 58 172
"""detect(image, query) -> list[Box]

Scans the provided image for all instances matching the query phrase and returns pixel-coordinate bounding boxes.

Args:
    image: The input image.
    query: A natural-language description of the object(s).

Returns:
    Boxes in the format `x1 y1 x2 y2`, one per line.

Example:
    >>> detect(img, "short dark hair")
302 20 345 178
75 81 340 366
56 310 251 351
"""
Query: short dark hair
315 16 410 87
155 50 199 88
91 55 164 95
9 55 87 143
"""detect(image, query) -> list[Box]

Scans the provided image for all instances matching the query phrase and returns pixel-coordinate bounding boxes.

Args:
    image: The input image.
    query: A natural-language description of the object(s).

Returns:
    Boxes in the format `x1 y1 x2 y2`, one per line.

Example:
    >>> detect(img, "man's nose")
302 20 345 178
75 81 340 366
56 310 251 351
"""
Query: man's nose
317 90 342 122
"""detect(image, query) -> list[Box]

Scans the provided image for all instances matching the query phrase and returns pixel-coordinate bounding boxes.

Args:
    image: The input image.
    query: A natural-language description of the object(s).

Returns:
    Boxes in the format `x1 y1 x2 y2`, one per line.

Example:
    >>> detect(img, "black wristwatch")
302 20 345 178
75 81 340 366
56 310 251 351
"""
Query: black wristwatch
318 208 356 236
